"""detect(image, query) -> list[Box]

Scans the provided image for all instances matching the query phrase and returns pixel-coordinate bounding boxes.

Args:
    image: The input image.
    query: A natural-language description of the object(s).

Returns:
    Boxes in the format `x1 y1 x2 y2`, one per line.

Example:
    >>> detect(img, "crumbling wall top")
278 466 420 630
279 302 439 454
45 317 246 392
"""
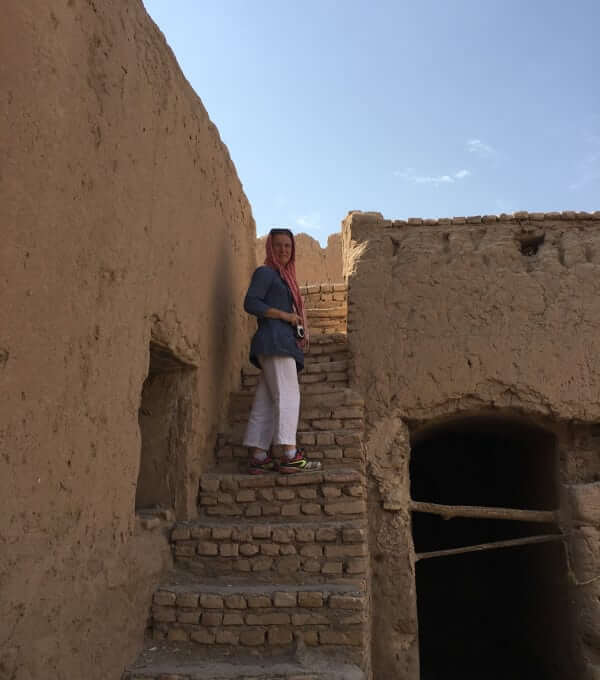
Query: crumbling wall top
345 209 600 228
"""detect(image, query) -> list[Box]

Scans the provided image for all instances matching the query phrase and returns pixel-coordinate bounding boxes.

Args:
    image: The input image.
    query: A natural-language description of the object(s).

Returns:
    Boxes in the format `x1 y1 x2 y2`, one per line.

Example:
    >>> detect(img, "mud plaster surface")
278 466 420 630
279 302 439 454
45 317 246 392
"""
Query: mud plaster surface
366 416 419 679
345 213 600 423
343 212 600 679
1 2 255 678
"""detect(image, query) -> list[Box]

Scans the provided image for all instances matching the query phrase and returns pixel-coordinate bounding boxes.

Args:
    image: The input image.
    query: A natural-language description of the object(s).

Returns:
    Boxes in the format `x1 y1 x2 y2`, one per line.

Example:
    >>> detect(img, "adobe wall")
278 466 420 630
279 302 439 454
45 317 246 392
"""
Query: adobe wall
0 2 255 679
256 232 342 284
343 211 600 679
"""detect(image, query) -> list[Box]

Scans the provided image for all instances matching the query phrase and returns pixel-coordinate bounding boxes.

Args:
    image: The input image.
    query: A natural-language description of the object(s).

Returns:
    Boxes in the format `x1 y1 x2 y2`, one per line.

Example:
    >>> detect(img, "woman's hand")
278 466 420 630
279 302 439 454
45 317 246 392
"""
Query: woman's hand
263 308 302 326
283 311 302 327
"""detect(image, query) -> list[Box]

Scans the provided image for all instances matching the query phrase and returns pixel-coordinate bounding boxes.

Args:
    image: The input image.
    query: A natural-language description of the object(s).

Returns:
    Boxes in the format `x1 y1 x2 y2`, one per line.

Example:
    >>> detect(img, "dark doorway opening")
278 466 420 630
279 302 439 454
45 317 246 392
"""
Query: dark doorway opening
136 342 194 512
410 416 571 679
416 542 571 680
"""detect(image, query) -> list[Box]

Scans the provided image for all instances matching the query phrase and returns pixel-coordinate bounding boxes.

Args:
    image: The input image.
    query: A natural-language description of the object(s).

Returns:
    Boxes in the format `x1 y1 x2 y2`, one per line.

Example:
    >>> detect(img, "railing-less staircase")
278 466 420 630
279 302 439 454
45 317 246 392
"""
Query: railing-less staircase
124 283 370 680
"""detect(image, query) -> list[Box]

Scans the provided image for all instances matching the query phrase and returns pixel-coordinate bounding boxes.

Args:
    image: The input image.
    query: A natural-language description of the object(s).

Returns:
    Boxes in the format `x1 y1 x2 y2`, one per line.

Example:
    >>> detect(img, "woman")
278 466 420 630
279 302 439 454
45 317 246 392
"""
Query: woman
243 228 321 474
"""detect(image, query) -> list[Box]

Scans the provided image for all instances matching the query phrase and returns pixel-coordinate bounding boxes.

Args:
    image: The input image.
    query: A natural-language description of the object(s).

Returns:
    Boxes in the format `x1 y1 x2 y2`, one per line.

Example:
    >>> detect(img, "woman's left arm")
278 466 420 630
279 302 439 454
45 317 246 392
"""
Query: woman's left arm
244 267 273 318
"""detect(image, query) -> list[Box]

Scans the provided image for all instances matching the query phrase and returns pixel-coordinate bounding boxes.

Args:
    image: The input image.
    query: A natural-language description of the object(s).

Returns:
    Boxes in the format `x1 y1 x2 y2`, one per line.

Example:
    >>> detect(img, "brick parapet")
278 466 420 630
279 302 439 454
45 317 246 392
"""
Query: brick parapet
345 209 600 228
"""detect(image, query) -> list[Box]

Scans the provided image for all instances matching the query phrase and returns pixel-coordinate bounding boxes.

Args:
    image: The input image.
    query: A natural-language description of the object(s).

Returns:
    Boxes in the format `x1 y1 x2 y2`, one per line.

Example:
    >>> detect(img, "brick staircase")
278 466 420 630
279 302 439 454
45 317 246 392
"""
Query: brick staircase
124 283 369 680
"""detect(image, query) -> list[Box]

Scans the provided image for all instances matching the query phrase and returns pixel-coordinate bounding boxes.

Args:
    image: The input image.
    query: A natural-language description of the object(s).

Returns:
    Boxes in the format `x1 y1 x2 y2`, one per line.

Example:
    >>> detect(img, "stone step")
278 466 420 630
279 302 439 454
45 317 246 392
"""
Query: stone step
240 380 350 396
300 282 346 296
170 518 368 583
243 357 350 378
150 582 367 664
215 429 363 471
305 332 347 346
227 389 363 420
305 320 346 334
198 468 366 520
228 415 363 437
306 345 347 359
228 399 363 434
124 642 365 679
305 307 346 320
242 352 348 378
303 350 350 365
219 425 362 448
242 367 348 390
302 298 344 309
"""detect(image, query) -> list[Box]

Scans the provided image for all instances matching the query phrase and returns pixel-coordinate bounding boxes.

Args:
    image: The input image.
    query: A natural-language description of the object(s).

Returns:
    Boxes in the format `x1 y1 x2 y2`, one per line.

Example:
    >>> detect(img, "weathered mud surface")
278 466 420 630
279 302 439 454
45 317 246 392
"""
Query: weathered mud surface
1 2 255 678
343 211 600 679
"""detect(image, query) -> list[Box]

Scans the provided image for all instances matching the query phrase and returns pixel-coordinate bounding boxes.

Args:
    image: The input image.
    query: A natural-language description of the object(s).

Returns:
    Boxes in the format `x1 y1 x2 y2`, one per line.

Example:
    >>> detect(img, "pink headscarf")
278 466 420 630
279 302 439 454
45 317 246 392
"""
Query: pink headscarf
264 229 309 349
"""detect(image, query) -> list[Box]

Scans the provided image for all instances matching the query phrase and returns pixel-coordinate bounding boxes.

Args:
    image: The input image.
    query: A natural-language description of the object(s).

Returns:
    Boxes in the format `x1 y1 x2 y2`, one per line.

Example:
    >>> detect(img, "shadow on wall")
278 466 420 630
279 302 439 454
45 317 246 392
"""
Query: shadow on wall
209 236 236 444
133 226 252 522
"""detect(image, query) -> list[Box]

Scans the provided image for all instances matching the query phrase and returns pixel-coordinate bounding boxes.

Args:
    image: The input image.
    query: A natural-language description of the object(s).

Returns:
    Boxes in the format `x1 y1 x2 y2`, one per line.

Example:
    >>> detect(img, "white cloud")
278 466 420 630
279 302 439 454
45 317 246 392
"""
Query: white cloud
569 133 600 191
467 138 495 156
569 152 600 191
416 174 454 184
394 168 471 185
296 212 321 230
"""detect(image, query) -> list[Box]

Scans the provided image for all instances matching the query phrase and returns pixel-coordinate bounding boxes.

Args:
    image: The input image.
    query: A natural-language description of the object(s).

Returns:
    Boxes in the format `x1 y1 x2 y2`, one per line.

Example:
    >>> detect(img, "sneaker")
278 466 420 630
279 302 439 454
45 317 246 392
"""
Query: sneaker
248 456 278 475
279 449 322 474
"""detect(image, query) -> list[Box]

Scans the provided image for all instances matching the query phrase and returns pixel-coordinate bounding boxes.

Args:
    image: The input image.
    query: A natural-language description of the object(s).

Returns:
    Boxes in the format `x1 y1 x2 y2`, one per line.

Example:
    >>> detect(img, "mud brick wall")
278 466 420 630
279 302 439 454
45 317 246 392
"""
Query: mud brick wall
0 2 255 679
342 210 600 679
344 210 600 423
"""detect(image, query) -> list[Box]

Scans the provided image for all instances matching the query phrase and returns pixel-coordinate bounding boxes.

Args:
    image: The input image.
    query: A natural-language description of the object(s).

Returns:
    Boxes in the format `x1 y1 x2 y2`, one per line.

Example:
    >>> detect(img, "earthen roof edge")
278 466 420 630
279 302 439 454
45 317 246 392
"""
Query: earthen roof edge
345 210 600 227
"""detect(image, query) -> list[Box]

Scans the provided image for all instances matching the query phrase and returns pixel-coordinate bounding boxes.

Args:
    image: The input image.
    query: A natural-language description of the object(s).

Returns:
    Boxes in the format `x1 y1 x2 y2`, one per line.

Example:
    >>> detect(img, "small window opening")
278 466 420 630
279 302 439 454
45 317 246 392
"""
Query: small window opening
136 342 194 513
518 232 545 256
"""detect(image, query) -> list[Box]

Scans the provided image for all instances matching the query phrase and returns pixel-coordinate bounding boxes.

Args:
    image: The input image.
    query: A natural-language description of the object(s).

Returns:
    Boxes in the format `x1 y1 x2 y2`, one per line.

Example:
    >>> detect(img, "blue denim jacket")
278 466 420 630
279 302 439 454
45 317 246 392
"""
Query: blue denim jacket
244 266 304 371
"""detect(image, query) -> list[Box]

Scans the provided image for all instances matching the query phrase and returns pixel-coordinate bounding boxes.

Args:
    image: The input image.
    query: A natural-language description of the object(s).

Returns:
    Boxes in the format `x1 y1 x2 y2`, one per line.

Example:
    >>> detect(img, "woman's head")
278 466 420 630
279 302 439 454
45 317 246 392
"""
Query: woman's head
268 228 294 267
263 227 308 347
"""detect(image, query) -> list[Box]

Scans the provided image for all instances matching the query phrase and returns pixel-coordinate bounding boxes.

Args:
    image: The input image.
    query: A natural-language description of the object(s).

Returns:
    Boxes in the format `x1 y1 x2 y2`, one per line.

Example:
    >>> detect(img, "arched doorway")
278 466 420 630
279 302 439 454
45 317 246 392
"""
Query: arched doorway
409 415 572 680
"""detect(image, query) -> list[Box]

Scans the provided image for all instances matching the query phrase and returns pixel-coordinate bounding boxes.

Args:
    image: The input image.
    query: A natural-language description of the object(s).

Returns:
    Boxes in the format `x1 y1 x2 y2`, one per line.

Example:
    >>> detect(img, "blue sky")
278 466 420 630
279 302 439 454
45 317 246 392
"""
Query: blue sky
143 0 600 245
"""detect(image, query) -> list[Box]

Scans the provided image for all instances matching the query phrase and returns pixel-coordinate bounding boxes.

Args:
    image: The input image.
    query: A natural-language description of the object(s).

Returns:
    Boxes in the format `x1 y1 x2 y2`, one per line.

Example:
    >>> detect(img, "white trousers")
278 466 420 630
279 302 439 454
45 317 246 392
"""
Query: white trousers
243 355 300 451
